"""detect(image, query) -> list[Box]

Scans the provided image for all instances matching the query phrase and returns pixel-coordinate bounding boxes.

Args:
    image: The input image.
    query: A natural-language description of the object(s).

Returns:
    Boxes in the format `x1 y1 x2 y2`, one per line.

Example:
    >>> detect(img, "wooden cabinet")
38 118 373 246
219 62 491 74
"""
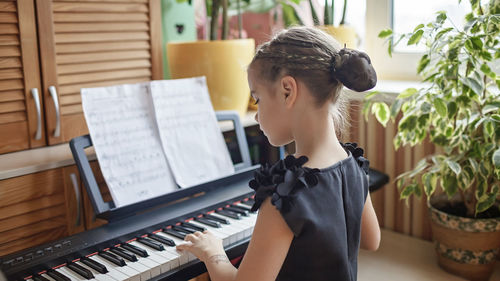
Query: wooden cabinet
0 166 84 257
0 0 46 154
0 0 163 153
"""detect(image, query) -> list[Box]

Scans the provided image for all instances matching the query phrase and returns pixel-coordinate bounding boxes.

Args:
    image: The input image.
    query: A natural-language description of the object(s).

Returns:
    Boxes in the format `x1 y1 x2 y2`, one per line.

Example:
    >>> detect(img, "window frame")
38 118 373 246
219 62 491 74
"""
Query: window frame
365 0 422 80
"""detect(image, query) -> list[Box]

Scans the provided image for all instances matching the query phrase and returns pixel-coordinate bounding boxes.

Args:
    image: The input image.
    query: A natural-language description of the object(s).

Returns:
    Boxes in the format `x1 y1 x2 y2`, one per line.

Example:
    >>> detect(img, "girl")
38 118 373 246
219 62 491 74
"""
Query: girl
177 26 381 281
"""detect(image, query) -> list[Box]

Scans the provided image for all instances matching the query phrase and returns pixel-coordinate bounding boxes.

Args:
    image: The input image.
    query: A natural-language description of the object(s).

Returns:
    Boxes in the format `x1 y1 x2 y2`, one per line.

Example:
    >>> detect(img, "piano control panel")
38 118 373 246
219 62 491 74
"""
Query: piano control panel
2 239 77 270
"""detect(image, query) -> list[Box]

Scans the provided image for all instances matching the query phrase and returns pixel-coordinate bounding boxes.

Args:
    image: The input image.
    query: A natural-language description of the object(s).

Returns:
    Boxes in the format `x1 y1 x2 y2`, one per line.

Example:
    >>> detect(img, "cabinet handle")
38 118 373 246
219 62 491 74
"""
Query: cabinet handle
30 88 42 140
48 86 61 138
70 173 82 227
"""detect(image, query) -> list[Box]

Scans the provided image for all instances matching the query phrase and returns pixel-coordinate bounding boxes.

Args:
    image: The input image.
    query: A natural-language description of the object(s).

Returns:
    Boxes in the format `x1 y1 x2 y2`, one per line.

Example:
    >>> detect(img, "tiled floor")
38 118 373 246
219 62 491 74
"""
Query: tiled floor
358 229 500 281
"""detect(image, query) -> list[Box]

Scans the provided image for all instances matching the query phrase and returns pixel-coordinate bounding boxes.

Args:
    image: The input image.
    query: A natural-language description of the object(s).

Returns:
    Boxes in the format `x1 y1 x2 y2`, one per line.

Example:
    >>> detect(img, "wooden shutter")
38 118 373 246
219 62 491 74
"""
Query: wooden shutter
0 0 46 154
36 0 163 144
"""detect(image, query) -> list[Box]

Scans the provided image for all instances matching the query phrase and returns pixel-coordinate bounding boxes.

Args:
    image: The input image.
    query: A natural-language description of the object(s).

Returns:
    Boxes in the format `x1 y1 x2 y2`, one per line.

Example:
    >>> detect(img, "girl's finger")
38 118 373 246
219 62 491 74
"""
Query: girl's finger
176 242 190 251
203 230 209 234
184 234 197 242
194 231 202 237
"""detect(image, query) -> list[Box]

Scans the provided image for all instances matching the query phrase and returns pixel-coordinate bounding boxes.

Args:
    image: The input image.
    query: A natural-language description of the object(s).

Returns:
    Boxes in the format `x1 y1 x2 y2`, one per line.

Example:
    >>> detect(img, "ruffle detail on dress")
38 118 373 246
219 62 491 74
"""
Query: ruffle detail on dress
248 155 320 213
342 142 370 174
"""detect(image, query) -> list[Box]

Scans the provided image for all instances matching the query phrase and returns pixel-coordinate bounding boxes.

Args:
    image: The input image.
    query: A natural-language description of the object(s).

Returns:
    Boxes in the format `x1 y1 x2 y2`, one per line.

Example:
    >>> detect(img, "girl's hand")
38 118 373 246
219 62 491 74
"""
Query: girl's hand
176 231 226 263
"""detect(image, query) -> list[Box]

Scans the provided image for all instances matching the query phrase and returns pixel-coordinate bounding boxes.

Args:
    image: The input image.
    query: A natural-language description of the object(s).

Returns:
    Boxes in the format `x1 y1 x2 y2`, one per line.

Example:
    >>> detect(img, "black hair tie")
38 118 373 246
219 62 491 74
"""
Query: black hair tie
331 48 377 92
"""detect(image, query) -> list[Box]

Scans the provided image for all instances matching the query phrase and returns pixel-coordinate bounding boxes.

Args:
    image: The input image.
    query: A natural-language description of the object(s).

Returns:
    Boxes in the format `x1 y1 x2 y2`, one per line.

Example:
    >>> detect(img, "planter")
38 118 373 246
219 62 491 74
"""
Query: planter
320 25 358 49
167 39 255 117
429 198 500 281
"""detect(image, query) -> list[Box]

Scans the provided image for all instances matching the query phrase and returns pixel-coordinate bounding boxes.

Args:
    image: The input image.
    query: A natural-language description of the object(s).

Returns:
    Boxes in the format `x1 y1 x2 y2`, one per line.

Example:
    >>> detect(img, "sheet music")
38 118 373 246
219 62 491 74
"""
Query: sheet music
81 83 177 208
150 77 235 188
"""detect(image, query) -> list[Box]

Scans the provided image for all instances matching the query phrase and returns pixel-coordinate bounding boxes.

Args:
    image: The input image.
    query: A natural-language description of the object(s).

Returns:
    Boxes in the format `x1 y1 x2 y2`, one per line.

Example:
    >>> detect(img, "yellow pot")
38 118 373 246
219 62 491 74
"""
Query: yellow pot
167 39 255 117
321 25 358 49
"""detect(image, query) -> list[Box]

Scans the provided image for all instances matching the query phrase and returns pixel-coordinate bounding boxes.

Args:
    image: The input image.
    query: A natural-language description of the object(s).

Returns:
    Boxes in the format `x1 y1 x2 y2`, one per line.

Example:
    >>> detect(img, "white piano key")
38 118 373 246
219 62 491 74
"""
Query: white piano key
150 233 190 265
56 266 88 281
40 273 58 281
189 220 237 246
123 252 162 279
118 257 152 281
187 221 229 243
90 255 139 281
210 214 248 242
127 241 175 273
210 213 248 241
75 261 117 281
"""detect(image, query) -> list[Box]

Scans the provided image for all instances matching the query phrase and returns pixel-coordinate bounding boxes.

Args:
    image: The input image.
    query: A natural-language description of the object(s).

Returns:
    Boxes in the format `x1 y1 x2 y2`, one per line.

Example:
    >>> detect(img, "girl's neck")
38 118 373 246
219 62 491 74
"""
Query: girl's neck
292 106 348 169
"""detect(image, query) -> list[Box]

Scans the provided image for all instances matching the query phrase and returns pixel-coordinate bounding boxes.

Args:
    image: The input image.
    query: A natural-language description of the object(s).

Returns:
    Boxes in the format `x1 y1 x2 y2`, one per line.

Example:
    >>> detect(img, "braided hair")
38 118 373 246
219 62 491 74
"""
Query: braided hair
249 26 377 140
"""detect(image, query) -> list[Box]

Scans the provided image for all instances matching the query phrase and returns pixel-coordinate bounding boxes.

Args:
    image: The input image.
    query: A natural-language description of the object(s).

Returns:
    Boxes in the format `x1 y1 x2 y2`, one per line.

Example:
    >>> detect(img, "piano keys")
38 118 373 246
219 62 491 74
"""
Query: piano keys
0 171 257 281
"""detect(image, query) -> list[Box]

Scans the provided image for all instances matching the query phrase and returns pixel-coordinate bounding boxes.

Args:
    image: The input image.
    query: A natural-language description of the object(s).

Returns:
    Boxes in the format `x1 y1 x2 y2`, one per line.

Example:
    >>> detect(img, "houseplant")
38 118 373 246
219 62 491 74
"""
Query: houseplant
282 0 358 48
167 0 275 117
364 0 500 280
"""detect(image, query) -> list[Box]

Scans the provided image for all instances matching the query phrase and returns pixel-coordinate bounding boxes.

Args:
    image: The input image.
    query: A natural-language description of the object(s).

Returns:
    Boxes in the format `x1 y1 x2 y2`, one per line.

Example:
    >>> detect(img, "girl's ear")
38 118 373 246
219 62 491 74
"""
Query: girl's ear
280 75 298 109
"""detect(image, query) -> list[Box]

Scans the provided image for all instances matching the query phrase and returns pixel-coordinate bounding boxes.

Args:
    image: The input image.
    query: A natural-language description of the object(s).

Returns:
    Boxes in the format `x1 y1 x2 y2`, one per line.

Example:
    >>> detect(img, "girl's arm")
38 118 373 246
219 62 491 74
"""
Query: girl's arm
359 193 381 251
177 198 293 281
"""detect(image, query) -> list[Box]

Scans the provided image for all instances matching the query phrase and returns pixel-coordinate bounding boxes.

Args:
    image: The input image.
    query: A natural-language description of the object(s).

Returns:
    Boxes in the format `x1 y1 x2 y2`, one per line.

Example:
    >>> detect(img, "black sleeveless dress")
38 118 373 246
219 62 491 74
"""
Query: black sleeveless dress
249 143 370 281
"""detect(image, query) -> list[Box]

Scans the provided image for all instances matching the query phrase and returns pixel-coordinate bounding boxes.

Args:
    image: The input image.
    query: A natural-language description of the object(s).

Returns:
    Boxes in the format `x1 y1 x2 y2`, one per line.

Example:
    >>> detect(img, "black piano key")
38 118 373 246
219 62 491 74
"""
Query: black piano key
182 222 206 232
109 247 138 262
121 243 149 258
32 274 50 281
137 237 165 251
173 225 196 234
67 262 95 280
225 206 249 216
204 214 229 224
81 257 108 274
216 209 241 220
164 228 187 240
241 199 254 206
149 233 176 247
98 251 126 267
47 269 71 281
232 204 252 211
195 217 221 228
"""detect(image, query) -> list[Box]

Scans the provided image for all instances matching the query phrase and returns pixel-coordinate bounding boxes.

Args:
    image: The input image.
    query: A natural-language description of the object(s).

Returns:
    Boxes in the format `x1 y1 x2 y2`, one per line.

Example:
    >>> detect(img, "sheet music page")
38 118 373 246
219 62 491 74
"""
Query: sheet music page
81 83 177 208
150 77 235 188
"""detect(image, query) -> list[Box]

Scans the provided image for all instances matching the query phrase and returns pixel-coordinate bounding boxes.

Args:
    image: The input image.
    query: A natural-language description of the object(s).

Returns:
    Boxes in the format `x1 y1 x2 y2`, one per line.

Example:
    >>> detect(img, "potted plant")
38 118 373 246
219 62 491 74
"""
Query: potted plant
167 0 276 117
364 0 500 280
282 0 358 48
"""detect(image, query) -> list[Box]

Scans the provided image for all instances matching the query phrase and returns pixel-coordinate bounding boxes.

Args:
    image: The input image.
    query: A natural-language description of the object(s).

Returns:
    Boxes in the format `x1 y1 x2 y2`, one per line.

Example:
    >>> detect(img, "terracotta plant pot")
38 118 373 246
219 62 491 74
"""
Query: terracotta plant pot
429 198 500 281
320 25 358 49
167 39 255 117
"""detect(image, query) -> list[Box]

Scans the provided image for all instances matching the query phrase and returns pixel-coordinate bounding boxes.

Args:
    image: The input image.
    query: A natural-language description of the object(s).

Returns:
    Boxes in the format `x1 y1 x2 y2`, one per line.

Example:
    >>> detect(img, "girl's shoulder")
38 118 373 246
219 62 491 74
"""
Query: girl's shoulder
249 142 369 213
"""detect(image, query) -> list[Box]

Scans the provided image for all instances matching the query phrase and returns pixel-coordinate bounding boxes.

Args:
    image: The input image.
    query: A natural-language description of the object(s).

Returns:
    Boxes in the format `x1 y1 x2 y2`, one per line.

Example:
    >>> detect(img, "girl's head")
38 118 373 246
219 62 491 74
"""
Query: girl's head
248 26 376 146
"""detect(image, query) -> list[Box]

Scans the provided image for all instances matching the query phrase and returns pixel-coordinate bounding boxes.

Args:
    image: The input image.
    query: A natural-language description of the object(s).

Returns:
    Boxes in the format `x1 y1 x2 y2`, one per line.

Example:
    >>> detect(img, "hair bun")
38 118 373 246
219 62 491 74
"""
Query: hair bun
332 48 377 92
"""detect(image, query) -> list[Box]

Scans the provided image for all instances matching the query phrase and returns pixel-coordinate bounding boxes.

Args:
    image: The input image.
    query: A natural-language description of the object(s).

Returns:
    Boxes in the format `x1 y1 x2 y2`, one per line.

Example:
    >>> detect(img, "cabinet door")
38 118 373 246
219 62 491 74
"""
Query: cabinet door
0 0 46 154
0 169 68 256
35 0 163 145
62 165 85 235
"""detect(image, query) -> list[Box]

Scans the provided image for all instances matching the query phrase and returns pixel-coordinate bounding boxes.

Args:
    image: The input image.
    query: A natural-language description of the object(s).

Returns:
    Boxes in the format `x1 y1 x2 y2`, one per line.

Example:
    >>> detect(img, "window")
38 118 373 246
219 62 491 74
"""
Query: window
365 0 470 80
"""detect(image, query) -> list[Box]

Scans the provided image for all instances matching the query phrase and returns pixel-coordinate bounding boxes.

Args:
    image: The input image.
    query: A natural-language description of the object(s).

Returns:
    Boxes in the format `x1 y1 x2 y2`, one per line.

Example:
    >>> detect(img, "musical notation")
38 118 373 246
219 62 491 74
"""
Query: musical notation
81 78 235 207
81 83 177 207
150 77 234 188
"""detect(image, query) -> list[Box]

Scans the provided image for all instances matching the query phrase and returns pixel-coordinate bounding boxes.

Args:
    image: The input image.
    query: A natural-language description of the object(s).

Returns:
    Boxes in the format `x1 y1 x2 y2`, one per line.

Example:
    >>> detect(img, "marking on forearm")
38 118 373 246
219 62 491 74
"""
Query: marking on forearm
208 254 230 264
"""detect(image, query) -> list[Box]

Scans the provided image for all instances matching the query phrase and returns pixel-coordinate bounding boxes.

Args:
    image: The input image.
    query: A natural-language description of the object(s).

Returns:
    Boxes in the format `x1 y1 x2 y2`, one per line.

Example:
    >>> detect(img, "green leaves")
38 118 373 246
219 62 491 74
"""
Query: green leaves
408 29 424 45
493 149 500 168
372 0 500 217
433 98 448 117
378 29 393 38
371 102 390 127
397 88 417 99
